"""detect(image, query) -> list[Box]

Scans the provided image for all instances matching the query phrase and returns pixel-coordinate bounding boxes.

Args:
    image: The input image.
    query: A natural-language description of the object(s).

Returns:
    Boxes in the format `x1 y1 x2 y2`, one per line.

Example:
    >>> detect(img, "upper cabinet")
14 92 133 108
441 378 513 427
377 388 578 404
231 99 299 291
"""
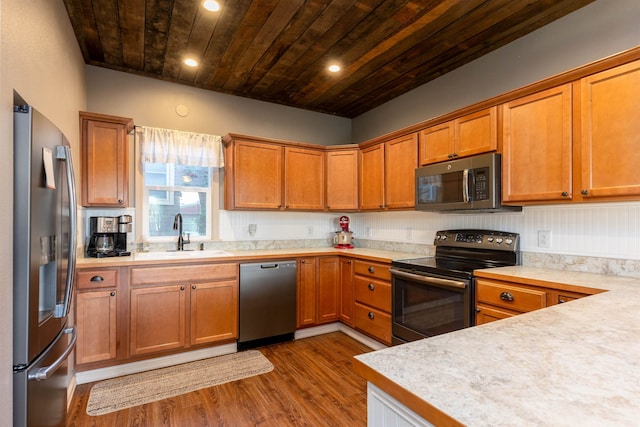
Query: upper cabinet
419 107 497 165
326 147 359 211
360 133 418 210
578 59 640 200
223 134 324 211
80 112 133 207
501 85 573 203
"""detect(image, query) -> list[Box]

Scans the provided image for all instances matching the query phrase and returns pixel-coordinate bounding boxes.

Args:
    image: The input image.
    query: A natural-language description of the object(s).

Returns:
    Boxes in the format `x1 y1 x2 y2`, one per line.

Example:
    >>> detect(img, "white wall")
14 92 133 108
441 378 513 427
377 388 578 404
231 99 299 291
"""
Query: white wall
86 66 352 146
0 0 87 422
351 0 640 142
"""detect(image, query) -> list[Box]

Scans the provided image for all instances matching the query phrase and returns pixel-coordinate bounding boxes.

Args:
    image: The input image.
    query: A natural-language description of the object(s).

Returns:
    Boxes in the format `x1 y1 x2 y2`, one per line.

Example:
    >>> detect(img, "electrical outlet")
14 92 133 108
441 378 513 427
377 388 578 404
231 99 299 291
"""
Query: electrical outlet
248 224 257 236
538 230 551 248
307 226 314 236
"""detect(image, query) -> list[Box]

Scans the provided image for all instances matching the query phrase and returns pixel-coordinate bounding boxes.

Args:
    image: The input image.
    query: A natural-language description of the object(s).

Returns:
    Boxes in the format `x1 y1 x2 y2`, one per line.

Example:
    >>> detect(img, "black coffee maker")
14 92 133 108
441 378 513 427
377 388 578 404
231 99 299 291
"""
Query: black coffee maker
87 216 132 257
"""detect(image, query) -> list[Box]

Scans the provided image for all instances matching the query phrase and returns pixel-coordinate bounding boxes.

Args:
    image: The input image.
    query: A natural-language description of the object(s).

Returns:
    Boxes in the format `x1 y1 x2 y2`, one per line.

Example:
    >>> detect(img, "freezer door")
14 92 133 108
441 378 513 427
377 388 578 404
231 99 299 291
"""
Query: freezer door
13 326 76 427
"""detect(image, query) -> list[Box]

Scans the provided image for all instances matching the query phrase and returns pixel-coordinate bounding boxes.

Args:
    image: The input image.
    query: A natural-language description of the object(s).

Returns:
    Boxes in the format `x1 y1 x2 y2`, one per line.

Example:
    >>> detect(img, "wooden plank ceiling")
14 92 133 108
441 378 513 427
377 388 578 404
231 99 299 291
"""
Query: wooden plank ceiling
63 0 595 118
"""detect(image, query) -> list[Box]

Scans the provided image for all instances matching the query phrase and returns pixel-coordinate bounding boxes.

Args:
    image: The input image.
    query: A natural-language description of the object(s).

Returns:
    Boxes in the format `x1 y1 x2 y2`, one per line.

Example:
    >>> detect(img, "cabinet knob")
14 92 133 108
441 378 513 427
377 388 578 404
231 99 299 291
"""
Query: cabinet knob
368 266 375 273
447 154 454 159
558 298 567 304
110 291 116 297
367 283 375 291
499 291 514 302
90 275 104 282
286 205 289 209
379 204 383 208
301 259 306 263
368 312 375 319
581 189 589 196
180 286 185 291
452 153 458 157
561 191 569 197
475 307 481 313
346 260 351 264
192 285 197 290
118 199 123 204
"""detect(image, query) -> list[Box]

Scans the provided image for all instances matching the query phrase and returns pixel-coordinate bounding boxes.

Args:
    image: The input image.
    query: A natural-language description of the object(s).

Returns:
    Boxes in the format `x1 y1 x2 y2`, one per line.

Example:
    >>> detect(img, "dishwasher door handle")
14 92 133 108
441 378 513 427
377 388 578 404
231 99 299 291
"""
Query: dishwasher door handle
260 264 280 269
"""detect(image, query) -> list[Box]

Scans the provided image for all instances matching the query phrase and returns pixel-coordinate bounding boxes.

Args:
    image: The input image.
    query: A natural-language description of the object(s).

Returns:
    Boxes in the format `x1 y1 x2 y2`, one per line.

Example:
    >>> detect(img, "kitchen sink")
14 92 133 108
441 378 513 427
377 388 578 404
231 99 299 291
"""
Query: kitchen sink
134 249 233 260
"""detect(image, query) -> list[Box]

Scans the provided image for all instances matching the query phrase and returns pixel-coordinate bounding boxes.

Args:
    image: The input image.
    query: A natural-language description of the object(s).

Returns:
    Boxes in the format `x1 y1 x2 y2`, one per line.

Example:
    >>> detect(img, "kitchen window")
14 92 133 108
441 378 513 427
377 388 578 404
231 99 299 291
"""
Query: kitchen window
135 126 224 243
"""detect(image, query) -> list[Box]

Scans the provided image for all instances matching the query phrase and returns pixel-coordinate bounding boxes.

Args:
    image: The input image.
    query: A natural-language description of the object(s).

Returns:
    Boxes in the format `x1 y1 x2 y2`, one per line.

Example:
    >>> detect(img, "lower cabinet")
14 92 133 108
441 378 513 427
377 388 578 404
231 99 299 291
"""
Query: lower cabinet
339 258 354 326
475 277 594 325
352 260 392 345
297 256 340 327
75 268 119 365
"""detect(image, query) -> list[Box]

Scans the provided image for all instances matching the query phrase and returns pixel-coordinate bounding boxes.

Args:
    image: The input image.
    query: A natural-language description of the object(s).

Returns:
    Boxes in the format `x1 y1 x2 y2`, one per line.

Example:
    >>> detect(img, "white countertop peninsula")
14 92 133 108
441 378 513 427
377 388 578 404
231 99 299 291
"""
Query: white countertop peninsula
354 266 640 426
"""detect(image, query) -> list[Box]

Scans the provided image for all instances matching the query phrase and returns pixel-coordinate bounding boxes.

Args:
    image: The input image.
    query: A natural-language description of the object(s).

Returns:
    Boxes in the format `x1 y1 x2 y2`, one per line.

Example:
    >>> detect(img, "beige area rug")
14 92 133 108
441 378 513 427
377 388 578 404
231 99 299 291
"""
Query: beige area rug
86 350 273 416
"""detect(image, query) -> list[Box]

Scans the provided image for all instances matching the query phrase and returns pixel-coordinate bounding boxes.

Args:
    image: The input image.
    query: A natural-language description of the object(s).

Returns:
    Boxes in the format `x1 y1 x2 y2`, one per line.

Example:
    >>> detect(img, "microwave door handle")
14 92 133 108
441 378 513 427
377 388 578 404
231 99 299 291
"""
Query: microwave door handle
462 168 470 203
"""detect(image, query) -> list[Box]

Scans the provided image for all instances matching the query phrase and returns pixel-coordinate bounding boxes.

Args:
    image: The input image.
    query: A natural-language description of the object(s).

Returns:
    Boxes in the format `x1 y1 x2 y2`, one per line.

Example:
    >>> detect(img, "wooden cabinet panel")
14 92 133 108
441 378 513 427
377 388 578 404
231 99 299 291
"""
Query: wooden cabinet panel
339 258 354 326
326 149 359 211
317 257 340 324
353 303 392 345
502 85 573 203
77 268 118 290
579 60 640 199
353 260 392 281
384 133 418 209
284 146 325 210
190 280 238 345
353 277 391 312
231 140 283 209
419 107 497 166
76 290 117 364
130 285 187 356
477 280 546 313
359 143 385 210
80 112 133 207
130 264 237 286
297 257 317 327
475 304 516 325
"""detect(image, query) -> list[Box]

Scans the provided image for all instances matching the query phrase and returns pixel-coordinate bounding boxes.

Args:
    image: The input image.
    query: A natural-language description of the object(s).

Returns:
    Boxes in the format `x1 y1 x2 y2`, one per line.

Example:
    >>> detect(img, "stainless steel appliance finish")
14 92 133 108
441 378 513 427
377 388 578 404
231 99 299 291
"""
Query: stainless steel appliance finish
13 100 77 427
238 261 297 350
86 216 131 257
391 230 520 345
415 153 521 212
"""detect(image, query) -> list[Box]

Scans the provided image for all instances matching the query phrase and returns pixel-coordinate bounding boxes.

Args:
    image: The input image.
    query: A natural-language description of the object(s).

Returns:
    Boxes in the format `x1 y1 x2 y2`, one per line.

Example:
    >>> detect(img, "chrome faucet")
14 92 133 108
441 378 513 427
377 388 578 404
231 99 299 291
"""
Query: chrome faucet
173 213 190 250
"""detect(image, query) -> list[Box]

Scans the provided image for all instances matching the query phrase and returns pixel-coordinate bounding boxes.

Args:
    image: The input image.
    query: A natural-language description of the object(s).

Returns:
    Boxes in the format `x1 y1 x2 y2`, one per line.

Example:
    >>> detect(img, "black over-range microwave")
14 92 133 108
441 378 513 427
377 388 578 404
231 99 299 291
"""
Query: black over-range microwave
415 153 521 212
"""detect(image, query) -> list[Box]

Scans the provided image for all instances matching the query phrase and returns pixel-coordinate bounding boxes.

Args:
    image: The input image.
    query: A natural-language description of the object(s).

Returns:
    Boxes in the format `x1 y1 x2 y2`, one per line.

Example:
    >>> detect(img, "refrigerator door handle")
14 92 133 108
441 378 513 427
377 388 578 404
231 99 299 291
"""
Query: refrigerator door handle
54 145 77 318
28 327 76 381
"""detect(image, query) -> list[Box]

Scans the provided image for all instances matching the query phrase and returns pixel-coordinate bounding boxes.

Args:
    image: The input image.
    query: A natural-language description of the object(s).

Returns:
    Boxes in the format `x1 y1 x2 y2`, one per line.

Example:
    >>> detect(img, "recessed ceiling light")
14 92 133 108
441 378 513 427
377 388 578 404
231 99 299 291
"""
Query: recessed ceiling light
203 0 221 12
328 64 341 73
184 58 199 67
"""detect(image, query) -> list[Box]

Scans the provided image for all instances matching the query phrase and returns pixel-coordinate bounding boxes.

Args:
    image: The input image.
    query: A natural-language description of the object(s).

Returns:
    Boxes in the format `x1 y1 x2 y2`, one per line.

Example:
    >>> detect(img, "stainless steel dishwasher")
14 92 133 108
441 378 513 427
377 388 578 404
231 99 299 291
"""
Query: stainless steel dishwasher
238 260 297 350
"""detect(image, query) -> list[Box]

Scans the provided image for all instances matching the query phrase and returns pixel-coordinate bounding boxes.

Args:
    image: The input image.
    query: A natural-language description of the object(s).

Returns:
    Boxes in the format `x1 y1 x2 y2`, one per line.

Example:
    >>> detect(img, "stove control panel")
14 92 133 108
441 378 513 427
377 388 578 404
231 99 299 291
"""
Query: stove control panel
434 229 520 251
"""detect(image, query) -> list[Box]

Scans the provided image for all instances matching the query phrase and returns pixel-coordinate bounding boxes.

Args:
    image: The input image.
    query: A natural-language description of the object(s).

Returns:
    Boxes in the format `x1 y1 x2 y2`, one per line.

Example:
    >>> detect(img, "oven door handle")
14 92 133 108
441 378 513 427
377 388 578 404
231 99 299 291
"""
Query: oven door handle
390 268 468 289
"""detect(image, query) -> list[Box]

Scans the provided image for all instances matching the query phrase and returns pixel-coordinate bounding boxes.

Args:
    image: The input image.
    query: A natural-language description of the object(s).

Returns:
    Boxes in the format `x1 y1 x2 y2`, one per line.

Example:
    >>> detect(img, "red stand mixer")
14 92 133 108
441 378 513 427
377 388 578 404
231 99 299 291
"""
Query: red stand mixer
334 215 354 249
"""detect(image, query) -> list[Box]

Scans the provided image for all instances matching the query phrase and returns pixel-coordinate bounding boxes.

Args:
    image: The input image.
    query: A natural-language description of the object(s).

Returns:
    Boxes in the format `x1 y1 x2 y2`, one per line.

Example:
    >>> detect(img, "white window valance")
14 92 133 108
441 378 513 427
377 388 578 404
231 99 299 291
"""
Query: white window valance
136 126 224 168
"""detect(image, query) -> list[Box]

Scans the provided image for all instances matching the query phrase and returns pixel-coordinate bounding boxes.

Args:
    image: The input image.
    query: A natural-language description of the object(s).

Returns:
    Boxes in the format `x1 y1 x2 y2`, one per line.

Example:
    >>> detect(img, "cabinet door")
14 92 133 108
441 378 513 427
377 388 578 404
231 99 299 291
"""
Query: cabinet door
284 146 325 210
502 84 573 202
385 133 418 209
81 118 129 207
317 257 340 324
580 60 640 199
130 285 187 356
297 258 317 327
76 290 117 364
232 141 283 209
326 149 359 211
190 280 238 345
475 304 516 325
359 143 385 210
339 258 354 326
419 122 453 165
455 106 497 158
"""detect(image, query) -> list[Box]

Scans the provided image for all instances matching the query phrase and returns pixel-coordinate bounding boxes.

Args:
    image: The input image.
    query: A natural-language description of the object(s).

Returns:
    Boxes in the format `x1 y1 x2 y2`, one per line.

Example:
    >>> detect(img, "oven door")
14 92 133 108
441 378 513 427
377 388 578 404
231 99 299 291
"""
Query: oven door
391 268 472 345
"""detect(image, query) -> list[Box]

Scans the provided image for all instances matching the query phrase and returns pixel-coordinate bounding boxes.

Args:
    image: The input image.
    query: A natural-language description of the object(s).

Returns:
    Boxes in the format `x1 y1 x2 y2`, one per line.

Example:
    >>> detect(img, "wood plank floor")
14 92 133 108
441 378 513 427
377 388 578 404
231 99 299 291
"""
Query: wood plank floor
67 332 373 426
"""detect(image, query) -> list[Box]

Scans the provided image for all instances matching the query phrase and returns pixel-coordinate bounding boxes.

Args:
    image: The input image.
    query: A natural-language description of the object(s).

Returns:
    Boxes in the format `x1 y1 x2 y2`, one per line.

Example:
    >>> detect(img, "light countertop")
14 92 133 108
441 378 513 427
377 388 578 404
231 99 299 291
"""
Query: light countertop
76 247 421 268
354 266 640 426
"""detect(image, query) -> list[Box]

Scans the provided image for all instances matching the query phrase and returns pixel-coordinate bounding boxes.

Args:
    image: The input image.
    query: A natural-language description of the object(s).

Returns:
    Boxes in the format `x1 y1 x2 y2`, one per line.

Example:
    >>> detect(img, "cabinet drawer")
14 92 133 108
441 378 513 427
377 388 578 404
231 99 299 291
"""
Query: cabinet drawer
354 260 391 281
354 302 391 345
475 304 518 325
131 263 237 286
354 276 391 312
477 280 546 313
77 269 118 289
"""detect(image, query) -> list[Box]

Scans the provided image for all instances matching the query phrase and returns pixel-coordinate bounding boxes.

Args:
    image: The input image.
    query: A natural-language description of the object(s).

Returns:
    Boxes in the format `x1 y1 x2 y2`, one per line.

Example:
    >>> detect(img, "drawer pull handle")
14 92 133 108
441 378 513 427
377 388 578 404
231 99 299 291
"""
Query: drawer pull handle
367 283 375 291
110 291 116 297
500 291 514 302
368 312 375 320
90 276 104 282
368 266 375 273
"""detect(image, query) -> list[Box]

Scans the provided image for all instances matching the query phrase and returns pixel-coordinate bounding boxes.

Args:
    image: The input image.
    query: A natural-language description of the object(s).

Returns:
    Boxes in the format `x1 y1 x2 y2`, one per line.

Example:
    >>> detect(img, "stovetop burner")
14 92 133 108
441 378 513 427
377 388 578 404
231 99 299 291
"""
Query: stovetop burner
392 229 521 279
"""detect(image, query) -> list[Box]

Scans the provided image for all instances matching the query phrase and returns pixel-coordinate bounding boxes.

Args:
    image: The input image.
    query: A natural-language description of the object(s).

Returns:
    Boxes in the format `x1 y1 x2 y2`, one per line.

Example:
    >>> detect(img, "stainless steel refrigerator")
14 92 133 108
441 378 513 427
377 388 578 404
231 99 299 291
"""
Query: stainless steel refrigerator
13 98 77 427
